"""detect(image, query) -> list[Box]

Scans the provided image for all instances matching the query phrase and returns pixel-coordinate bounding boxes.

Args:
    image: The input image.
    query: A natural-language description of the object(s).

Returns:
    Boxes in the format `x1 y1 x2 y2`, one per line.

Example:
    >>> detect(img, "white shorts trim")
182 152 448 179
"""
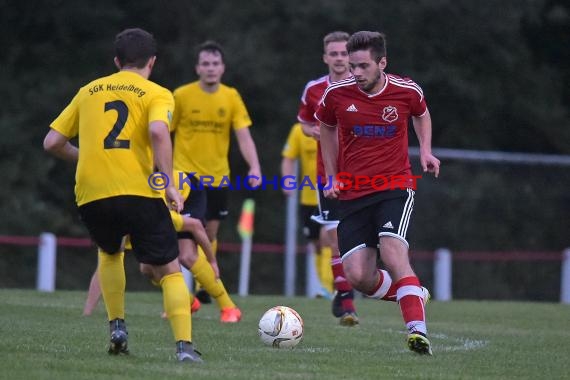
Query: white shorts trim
310 214 339 226
340 243 366 262
378 232 409 248
323 222 339 231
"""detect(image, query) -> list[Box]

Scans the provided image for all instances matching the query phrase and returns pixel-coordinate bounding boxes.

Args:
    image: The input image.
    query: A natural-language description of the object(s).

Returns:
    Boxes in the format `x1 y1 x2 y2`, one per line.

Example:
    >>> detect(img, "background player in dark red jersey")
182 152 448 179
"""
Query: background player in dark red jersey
317 31 440 355
297 31 358 326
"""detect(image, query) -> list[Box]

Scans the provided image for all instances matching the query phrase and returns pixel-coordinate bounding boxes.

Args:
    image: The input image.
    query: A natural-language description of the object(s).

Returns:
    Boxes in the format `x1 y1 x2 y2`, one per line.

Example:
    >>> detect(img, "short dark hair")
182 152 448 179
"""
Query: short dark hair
195 40 225 63
323 31 350 51
114 28 157 69
347 31 387 62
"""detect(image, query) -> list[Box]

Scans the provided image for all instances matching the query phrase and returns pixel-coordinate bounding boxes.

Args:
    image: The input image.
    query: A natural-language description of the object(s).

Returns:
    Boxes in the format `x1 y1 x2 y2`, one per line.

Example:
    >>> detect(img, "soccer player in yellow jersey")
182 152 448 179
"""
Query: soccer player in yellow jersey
172 40 261 305
281 123 334 297
43 28 202 363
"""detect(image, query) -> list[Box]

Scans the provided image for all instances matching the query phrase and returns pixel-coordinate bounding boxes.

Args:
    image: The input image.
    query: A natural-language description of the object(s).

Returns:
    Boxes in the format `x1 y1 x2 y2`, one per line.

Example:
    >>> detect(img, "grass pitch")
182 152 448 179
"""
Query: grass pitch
0 289 567 379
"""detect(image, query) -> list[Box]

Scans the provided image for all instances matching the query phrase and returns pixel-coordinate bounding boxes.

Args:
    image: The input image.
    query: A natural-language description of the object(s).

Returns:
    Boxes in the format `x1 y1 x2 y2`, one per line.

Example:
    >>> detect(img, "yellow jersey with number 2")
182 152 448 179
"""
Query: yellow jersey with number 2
50 70 174 206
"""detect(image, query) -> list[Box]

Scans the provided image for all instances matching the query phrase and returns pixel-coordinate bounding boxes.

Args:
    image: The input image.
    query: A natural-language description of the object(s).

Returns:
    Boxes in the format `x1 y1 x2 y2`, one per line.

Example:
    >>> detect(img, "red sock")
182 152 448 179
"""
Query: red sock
331 257 355 312
331 257 352 292
395 276 426 334
366 269 397 302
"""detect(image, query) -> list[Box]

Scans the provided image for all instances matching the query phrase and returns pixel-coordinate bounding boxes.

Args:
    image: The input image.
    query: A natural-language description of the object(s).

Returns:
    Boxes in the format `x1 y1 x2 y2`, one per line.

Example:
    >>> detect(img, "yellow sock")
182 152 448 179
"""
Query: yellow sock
191 249 235 310
97 249 125 320
318 246 334 294
195 239 218 291
194 244 206 291
160 272 191 342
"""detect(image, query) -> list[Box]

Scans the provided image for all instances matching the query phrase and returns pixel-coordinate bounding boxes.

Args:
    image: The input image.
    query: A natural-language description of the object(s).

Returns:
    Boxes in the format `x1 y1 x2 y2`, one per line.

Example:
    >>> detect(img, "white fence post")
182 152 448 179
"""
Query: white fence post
305 242 321 298
284 161 299 297
37 232 57 292
238 198 256 297
434 248 452 301
238 236 252 296
560 248 570 304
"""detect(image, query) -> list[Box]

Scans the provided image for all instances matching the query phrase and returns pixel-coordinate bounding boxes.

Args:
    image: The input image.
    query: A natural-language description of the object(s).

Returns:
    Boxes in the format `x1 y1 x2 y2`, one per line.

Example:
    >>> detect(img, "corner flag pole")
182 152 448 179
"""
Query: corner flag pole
238 198 255 296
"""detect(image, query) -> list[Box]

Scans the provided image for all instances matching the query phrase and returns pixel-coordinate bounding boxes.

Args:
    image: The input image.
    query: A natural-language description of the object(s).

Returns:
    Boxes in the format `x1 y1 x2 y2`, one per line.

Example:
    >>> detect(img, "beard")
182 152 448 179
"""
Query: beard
358 71 382 92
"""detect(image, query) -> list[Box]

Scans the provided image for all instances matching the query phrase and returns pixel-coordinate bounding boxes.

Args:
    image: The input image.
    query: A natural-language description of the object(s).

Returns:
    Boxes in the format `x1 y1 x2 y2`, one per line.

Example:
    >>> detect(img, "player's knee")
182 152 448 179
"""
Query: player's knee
178 250 196 270
187 217 202 232
343 265 366 290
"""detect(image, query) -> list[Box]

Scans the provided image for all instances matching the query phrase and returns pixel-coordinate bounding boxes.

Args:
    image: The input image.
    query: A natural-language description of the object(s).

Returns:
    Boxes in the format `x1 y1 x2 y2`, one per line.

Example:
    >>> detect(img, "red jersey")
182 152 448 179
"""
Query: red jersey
315 73 427 200
297 75 329 182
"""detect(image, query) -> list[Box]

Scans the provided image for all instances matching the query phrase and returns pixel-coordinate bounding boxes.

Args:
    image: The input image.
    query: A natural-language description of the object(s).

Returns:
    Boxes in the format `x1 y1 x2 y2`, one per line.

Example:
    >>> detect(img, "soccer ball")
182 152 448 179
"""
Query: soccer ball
258 306 303 348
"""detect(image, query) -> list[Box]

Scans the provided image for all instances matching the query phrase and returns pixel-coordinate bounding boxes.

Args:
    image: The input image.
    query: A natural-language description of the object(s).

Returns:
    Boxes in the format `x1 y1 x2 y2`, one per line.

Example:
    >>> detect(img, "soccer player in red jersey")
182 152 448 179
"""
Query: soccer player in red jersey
297 31 359 326
317 31 440 355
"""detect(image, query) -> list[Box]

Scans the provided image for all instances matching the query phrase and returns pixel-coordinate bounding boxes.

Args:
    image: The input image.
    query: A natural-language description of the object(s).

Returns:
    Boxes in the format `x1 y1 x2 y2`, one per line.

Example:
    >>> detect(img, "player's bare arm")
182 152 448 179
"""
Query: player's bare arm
43 129 79 162
181 216 220 278
280 157 296 196
234 127 262 187
412 110 440 178
318 121 340 199
149 120 184 211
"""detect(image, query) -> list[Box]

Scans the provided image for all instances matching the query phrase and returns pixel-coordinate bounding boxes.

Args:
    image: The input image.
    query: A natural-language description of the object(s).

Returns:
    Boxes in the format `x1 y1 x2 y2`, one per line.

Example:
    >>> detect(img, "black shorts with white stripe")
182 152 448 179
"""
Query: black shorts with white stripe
337 189 415 258
311 188 340 226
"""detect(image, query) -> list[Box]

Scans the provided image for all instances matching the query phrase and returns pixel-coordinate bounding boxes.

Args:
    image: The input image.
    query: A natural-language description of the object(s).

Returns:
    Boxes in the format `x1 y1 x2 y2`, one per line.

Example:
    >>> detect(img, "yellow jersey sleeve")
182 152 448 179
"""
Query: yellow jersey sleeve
280 123 318 206
149 90 174 128
230 88 252 131
50 93 80 138
291 124 319 206
282 123 302 159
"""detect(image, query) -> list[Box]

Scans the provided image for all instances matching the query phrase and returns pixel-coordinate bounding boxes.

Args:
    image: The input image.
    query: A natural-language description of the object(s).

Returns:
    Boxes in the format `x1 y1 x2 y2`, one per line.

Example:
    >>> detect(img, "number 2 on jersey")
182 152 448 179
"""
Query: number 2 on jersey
104 100 130 149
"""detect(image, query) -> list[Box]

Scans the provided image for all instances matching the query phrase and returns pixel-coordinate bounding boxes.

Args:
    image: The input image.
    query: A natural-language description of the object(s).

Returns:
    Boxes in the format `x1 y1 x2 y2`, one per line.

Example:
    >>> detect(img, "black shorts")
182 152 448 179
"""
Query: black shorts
337 189 415 259
300 205 320 240
78 195 178 265
312 188 340 225
205 186 229 221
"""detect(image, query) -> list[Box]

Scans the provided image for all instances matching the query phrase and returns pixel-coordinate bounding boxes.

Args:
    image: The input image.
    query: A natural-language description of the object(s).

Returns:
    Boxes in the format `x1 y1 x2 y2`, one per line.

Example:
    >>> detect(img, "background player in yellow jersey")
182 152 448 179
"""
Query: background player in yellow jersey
172 40 261 304
281 123 334 297
43 28 202 363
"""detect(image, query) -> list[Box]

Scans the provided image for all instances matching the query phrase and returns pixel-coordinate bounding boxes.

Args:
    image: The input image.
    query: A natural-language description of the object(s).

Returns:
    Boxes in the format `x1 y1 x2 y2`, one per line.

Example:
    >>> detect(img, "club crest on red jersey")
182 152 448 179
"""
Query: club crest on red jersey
381 106 398 122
